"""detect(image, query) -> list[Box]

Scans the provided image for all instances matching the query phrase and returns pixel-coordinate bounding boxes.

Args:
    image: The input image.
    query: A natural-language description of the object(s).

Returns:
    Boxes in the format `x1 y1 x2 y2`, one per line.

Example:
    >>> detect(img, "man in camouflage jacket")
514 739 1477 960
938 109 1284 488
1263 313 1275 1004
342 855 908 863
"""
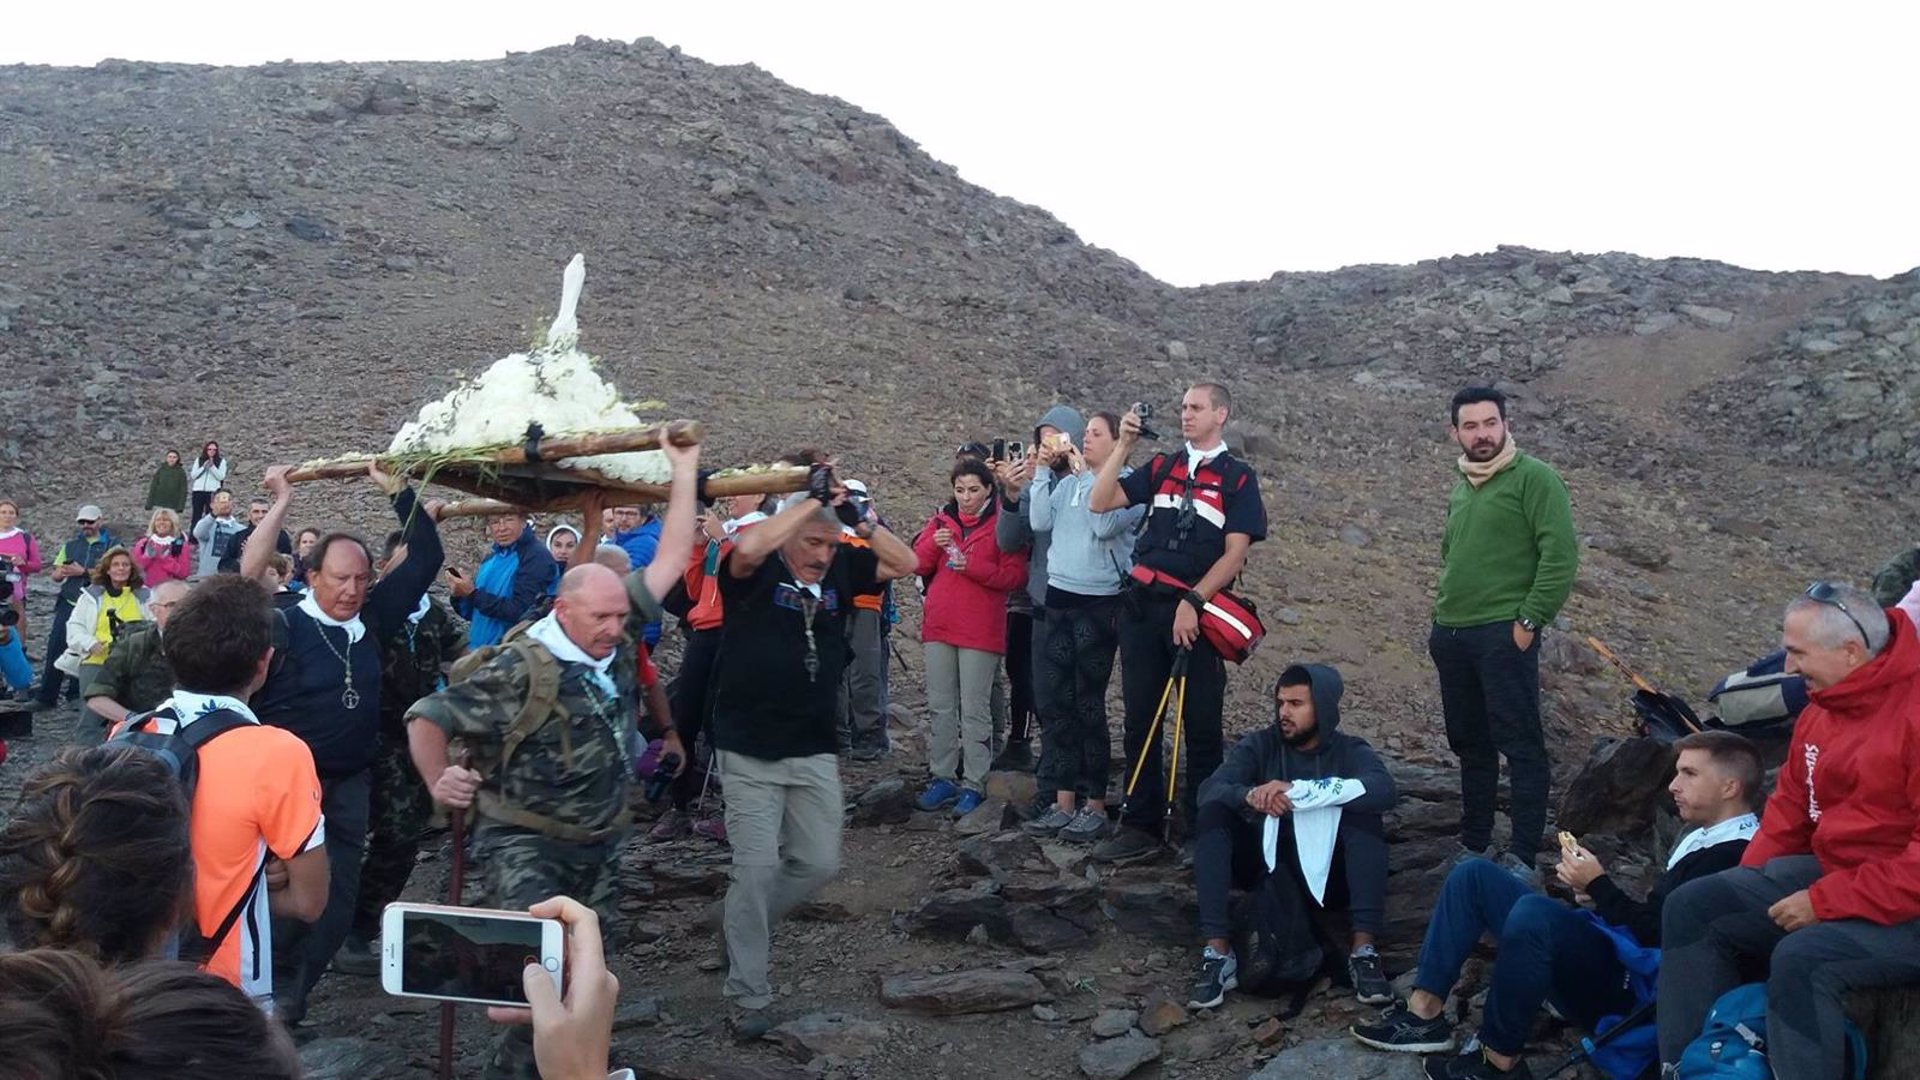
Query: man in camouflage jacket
405 435 699 1080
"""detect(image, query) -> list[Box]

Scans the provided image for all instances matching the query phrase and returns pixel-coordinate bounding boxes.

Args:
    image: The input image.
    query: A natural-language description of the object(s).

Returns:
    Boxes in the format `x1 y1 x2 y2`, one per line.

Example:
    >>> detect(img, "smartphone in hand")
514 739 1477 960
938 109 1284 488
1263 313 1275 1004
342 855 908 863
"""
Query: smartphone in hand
380 903 564 1008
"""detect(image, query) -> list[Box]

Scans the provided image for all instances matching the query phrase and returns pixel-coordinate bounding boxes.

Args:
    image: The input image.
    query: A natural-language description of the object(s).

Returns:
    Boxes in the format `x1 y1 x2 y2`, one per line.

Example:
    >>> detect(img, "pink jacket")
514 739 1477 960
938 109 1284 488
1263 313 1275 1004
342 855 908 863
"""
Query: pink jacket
0 529 43 604
913 503 1027 654
131 534 192 585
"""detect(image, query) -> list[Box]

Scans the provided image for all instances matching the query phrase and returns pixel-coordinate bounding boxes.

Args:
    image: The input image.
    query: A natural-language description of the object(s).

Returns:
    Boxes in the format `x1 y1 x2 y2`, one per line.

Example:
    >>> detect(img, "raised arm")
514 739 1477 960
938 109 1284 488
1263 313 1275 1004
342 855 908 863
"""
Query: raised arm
364 467 444 636
242 468 296 581
638 433 700 603
1090 408 1146 513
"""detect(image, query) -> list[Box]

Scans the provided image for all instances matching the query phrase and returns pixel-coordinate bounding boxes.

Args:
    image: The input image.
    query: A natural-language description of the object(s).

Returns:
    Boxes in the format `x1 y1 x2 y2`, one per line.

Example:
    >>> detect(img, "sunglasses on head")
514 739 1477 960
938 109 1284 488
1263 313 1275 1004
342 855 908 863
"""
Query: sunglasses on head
1805 581 1870 646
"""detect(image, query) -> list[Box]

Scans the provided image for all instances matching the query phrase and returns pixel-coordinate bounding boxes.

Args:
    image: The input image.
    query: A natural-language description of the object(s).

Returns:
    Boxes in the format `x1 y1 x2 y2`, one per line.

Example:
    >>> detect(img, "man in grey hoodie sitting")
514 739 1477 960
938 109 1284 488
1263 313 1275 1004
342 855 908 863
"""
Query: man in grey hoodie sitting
1187 663 1398 1010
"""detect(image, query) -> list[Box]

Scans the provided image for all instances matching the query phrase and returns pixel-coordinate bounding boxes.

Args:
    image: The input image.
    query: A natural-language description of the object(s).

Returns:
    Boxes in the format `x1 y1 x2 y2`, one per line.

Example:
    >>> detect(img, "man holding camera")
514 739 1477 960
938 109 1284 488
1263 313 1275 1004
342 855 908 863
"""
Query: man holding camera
1089 383 1268 862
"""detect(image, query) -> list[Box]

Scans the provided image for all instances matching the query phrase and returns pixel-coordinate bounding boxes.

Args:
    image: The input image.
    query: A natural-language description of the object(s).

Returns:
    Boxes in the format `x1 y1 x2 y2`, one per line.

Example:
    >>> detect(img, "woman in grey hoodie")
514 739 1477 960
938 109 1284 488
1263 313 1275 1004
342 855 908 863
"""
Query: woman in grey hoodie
1020 411 1146 843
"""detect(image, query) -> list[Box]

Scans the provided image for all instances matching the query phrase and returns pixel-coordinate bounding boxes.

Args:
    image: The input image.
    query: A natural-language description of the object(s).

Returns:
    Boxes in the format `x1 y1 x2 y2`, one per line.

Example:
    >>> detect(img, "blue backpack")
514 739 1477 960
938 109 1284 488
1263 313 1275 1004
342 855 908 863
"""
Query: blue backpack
1677 984 1867 1080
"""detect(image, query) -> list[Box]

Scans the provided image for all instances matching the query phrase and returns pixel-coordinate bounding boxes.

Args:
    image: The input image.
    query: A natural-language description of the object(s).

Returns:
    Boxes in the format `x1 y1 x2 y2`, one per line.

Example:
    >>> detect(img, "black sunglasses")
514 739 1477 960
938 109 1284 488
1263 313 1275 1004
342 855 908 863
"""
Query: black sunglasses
76 518 98 526
1806 581 1870 646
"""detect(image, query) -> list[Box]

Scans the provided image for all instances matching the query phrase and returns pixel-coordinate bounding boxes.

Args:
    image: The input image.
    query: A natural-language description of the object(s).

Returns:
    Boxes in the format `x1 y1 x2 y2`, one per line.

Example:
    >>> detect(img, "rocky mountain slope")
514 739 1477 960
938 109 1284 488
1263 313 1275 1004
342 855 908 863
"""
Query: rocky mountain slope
2 35 1916 1080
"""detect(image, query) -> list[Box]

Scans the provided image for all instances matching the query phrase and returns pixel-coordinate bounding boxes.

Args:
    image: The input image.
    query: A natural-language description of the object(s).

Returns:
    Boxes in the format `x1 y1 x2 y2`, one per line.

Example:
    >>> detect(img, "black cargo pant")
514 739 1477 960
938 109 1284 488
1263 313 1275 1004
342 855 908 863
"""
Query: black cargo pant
349 727 433 942
1117 590 1225 836
1035 593 1120 801
276 767 371 1024
1429 620 1549 863
667 626 723 809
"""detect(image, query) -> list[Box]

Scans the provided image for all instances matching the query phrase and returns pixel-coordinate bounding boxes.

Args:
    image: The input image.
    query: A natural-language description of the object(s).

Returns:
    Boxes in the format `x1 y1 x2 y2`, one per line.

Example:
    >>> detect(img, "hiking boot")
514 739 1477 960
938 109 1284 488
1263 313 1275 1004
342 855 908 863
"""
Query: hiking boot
849 743 888 763
1022 804 1075 837
917 779 961 812
1058 805 1111 844
692 815 728 843
990 737 1034 773
951 789 985 817
1187 947 1238 1009
1351 1003 1457 1054
1422 1047 1532 1080
727 1007 777 1042
1091 826 1163 864
1496 851 1544 890
1348 945 1393 1005
648 808 691 842
331 935 382 977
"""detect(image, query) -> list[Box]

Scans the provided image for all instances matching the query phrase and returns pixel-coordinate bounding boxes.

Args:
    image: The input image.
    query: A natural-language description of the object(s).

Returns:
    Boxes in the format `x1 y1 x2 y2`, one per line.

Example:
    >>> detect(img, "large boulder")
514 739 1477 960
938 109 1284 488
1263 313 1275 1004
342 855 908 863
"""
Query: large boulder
1558 736 1676 836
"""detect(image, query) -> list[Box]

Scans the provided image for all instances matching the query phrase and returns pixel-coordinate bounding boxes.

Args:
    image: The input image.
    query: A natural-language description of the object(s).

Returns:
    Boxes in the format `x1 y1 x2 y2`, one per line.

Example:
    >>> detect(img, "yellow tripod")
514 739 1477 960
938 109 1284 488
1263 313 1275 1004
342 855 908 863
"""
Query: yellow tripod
1119 647 1191 841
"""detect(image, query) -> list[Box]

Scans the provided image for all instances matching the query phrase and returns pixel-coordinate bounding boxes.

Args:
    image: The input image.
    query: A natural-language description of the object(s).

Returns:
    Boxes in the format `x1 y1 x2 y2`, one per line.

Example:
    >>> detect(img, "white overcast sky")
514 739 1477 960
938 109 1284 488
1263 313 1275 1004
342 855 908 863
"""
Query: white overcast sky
7 2 1914 286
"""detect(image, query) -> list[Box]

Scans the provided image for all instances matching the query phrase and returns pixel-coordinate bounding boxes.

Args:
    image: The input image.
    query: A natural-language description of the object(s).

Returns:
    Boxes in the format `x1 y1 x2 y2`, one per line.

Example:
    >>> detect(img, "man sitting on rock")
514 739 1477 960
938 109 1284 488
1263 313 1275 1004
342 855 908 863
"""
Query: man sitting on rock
1352 730 1762 1080
1657 584 1920 1080
1187 664 1397 1010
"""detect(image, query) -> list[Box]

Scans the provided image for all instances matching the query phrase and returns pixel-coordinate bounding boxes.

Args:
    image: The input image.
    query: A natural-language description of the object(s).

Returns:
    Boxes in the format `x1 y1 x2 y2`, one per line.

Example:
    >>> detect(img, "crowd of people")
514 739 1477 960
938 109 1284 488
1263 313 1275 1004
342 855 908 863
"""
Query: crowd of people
0 381 1916 1080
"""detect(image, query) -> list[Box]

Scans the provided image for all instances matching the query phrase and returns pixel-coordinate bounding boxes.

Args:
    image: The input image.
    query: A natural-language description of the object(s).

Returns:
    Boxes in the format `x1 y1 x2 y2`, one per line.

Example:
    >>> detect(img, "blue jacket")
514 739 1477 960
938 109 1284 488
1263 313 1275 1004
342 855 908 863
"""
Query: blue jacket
612 519 663 646
457 524 556 648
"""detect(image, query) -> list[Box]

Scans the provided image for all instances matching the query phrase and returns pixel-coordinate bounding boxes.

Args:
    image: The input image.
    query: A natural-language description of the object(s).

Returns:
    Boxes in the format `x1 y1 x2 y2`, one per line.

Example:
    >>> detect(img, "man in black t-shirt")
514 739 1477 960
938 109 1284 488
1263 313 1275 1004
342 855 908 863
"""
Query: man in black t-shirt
1088 382 1268 862
712 468 916 1028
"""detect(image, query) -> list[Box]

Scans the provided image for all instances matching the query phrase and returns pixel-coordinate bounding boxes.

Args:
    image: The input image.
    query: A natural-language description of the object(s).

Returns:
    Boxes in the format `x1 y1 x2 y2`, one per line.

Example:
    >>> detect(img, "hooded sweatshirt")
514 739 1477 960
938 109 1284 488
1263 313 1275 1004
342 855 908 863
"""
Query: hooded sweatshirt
1029 463 1145 597
1741 608 1920 925
1198 664 1397 820
997 405 1087 609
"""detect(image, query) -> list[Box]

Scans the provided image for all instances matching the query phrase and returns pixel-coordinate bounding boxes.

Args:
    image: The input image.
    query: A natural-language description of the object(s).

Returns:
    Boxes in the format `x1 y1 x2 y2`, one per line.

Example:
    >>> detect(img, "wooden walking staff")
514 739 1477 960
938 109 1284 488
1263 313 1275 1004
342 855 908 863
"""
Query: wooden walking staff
438 748 474 1080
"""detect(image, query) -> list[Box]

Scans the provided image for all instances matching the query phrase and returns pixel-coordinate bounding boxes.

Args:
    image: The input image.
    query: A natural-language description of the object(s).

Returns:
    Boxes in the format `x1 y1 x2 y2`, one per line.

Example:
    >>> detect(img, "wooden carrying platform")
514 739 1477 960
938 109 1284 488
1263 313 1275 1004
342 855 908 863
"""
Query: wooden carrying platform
286 421 809 513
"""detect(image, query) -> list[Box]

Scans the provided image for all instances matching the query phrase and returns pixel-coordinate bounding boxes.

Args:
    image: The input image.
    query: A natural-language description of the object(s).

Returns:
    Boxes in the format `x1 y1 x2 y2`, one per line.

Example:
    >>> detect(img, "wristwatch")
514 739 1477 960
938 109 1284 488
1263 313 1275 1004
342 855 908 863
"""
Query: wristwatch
1184 590 1207 614
1517 616 1540 632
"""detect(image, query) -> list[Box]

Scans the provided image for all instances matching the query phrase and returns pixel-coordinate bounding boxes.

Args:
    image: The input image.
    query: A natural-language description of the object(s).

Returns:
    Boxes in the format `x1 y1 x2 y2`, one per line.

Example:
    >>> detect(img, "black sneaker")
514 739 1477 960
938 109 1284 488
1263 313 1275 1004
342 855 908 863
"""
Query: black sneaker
1422 1047 1532 1080
1351 1003 1457 1054
1022 805 1075 837
1091 826 1163 864
331 935 381 977
1348 946 1393 1005
1187 948 1238 1009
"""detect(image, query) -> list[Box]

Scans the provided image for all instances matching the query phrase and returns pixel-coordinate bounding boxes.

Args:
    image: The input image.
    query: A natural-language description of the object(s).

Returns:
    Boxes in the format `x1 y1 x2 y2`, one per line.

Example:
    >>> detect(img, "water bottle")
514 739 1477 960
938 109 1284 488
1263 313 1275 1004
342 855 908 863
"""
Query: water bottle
944 541 963 570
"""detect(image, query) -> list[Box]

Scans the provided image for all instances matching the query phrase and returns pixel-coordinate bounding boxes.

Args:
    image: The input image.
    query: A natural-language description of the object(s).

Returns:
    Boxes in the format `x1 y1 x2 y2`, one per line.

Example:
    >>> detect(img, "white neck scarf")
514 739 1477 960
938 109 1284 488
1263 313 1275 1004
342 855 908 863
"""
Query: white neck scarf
161 690 262 729
407 594 431 625
1667 812 1759 870
724 512 767 537
1185 440 1224 475
0 528 19 542
525 613 616 694
297 591 365 645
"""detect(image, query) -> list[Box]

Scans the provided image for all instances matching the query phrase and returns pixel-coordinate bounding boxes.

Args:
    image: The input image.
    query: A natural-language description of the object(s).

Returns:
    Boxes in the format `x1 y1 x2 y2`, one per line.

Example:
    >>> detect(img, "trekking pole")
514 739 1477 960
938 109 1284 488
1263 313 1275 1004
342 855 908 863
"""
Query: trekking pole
1118 649 1191 824
1161 649 1191 842
438 748 473 1080
1537 996 1658 1080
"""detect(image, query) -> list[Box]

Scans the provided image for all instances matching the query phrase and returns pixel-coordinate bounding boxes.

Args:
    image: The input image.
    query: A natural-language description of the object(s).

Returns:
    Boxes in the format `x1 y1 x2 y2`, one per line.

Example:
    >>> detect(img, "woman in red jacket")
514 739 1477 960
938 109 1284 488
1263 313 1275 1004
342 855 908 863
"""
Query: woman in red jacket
913 459 1028 816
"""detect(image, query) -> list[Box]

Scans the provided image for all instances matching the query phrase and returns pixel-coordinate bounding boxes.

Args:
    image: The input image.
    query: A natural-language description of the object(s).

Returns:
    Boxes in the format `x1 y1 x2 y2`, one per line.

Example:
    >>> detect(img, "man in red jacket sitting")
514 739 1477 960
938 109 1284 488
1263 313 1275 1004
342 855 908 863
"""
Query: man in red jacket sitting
1657 582 1920 1080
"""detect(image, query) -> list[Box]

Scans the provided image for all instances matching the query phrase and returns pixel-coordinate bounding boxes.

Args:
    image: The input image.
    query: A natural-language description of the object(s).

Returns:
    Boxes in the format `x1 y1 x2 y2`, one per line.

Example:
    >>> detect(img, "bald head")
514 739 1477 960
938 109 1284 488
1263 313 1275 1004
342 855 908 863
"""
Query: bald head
591 544 632 575
149 580 191 631
554 563 630 660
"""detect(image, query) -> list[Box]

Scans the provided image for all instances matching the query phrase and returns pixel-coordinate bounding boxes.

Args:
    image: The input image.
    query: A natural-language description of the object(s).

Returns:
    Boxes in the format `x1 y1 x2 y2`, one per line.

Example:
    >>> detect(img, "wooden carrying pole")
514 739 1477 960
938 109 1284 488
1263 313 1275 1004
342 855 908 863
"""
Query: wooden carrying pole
283 421 705 484
432 466 812 517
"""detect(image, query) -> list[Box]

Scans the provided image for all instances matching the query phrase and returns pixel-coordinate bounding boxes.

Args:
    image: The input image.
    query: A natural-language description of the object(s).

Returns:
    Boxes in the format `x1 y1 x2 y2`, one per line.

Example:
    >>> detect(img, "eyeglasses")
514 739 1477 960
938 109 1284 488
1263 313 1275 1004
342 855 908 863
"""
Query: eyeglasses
1806 581 1870 646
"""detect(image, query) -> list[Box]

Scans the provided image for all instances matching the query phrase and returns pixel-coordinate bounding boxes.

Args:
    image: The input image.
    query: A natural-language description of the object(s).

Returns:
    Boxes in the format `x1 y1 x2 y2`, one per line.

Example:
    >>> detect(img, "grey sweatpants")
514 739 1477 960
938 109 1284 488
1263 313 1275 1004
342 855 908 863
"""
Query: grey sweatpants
718 750 843 1010
838 608 887 750
925 642 999 790
1658 855 1920 1080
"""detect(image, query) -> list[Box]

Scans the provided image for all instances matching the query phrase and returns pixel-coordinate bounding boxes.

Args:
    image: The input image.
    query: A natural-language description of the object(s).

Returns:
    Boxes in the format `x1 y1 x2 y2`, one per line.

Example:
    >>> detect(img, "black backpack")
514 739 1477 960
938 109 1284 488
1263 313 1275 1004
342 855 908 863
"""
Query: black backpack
110 706 260 964
1230 867 1330 1011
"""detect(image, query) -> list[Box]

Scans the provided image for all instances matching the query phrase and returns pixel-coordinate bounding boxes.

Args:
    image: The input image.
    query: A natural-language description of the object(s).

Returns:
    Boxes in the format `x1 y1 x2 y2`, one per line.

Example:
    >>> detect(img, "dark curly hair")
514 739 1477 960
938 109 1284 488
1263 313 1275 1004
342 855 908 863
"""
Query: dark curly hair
0 746 193 964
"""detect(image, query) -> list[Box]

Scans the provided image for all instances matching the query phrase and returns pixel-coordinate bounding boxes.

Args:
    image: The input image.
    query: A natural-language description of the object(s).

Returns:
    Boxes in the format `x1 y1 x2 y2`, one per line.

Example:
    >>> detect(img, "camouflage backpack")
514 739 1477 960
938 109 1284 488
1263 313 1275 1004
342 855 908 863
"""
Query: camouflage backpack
445 621 627 843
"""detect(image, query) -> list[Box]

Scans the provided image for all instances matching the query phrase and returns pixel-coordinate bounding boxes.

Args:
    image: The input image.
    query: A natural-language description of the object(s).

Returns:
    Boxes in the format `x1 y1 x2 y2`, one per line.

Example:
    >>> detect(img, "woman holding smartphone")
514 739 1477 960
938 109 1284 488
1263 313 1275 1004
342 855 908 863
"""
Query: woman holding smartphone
911 459 1028 818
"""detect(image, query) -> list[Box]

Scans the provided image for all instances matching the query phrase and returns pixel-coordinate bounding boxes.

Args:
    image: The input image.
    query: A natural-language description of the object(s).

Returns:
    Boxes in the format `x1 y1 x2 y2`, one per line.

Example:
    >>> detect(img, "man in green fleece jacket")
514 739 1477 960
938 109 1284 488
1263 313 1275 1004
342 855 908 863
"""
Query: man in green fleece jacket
1428 386 1576 881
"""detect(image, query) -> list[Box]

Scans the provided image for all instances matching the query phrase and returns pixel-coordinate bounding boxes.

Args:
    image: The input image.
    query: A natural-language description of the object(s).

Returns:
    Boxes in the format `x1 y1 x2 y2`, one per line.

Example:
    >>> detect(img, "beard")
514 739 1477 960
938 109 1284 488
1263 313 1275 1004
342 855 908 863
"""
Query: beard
1280 722 1318 747
1461 434 1506 462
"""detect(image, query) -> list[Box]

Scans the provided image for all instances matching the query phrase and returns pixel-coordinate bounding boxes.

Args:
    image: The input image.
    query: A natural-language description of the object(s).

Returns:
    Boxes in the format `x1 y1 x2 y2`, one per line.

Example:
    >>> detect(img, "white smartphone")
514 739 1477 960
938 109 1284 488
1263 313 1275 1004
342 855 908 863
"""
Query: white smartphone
380 902 565 1007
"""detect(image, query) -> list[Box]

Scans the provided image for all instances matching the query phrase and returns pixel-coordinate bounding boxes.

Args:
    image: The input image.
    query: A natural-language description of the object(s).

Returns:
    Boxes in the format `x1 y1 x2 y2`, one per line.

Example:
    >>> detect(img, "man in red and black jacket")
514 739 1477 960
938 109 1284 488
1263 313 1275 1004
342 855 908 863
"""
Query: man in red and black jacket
1657 583 1920 1080
1088 382 1267 862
